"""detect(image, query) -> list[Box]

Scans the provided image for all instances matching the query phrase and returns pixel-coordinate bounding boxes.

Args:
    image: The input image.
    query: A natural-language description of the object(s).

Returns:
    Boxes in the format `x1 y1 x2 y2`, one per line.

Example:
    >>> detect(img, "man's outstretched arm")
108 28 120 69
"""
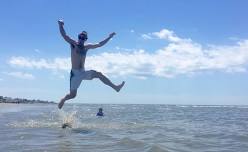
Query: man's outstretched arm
86 32 116 50
58 20 76 45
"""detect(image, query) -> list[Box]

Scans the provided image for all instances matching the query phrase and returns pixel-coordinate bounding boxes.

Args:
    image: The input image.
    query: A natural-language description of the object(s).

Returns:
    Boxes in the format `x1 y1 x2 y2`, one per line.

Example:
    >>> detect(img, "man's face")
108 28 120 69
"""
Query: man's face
78 33 88 43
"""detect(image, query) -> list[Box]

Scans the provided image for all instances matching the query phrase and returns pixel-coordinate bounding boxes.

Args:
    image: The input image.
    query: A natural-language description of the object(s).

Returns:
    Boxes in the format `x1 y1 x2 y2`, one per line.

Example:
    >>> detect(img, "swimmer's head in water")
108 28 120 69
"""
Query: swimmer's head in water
97 108 104 116
78 31 88 42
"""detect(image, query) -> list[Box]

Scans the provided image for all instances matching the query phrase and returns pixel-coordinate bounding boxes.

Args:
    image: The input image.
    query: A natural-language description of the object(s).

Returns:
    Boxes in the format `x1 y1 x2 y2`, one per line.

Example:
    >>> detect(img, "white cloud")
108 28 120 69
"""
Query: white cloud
153 29 184 43
3 71 35 80
8 28 248 78
130 29 135 33
115 46 137 52
142 29 191 43
9 57 70 71
141 34 152 40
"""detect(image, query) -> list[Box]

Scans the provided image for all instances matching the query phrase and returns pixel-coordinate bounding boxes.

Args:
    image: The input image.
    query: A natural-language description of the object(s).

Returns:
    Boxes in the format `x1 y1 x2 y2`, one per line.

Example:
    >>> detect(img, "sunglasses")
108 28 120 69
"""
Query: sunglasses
79 35 88 40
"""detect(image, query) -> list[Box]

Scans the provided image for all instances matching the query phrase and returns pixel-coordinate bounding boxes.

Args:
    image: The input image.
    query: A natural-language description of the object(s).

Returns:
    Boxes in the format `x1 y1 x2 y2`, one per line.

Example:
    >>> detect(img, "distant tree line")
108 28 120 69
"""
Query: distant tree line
0 96 55 104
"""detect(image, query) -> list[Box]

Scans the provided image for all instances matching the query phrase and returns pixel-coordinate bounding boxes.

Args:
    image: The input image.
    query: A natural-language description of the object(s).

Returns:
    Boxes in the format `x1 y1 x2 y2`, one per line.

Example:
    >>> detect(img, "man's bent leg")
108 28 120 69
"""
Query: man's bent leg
58 90 77 109
92 71 125 92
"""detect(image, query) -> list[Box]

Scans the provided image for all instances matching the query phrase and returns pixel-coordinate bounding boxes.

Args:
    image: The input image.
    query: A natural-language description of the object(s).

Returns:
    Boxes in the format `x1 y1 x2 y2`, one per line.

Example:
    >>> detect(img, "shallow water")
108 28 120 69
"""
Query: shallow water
0 104 248 152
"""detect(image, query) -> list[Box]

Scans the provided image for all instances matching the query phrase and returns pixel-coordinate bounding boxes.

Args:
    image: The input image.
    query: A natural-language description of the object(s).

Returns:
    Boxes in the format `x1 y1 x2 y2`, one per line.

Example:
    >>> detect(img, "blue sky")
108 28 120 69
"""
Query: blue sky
0 0 248 105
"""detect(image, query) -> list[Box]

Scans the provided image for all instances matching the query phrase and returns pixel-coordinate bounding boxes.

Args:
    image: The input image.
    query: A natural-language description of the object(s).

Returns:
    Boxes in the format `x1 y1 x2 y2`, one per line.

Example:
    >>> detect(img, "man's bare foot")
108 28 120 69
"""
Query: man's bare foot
116 81 125 92
58 99 65 109
62 122 72 129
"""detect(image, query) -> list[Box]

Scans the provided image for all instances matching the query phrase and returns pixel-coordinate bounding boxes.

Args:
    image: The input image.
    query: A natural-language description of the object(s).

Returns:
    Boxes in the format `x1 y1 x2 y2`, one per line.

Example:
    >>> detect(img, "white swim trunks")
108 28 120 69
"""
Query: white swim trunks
70 69 95 91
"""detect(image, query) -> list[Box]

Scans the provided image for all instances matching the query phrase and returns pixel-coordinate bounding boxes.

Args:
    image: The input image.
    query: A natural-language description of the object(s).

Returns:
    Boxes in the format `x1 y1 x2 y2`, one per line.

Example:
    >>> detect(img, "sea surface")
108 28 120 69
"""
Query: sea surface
0 103 248 152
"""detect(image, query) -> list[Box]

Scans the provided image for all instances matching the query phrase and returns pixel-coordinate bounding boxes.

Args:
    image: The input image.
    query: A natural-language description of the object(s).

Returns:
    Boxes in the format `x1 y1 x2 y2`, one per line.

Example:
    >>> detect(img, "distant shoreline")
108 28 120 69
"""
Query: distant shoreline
0 96 56 104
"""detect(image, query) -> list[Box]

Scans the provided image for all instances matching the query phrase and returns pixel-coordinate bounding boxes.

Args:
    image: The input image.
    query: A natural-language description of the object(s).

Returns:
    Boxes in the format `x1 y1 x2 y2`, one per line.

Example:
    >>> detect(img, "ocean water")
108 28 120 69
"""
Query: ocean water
0 104 248 152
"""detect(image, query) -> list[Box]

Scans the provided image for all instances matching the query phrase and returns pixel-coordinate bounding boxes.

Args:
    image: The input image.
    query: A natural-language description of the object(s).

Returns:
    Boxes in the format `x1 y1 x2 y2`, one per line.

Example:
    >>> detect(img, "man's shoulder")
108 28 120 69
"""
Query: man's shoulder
84 43 100 50
85 42 92 45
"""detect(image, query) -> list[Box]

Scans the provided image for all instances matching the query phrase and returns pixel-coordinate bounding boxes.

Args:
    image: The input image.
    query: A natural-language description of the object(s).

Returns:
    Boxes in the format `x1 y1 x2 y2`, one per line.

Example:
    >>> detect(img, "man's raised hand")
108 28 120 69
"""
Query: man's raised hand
109 32 116 38
58 20 64 26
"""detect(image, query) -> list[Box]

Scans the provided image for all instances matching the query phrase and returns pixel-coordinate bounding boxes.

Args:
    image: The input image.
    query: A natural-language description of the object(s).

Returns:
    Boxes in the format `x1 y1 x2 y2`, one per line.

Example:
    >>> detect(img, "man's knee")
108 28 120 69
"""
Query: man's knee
69 90 77 98
92 71 103 79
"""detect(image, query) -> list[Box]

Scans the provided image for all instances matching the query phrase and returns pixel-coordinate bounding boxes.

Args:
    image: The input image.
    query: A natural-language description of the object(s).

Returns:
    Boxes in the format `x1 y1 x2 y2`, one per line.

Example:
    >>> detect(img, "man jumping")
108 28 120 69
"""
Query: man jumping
58 20 125 109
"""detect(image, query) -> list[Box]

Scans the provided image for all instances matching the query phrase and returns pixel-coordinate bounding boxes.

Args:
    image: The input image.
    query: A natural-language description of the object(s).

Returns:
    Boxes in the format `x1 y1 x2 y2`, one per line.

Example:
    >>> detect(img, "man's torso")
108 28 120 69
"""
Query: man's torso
70 43 87 70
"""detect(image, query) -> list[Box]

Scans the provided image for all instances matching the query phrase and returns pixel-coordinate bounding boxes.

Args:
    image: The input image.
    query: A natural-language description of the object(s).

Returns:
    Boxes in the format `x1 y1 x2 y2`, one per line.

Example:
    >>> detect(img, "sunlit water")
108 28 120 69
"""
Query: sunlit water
0 103 248 152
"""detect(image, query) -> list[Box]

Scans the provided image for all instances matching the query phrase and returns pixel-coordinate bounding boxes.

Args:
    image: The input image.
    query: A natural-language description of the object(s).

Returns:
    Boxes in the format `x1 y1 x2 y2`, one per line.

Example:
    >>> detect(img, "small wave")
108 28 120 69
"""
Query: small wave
114 138 170 152
145 144 170 152
225 134 248 142
7 119 60 128
174 105 248 108
6 108 158 131
116 137 146 148
191 105 243 108
71 128 95 135
6 109 79 129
